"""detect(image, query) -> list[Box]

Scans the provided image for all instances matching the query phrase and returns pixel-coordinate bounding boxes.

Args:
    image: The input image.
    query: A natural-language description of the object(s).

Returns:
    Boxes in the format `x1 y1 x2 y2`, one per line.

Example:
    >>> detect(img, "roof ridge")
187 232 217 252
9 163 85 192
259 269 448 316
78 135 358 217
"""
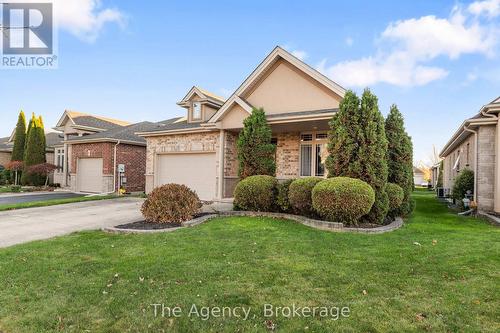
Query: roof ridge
66 109 131 126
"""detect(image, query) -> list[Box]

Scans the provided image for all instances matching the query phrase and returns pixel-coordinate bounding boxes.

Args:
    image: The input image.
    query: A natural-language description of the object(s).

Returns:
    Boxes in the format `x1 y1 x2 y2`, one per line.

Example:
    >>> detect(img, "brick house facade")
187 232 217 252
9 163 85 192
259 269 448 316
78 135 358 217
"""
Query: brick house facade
69 142 146 193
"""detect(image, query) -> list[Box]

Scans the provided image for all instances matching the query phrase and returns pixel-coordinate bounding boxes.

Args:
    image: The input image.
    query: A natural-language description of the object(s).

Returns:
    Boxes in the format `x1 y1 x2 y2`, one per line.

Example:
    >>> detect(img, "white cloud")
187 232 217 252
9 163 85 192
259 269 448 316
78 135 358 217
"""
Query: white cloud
318 4 499 87
468 0 500 18
10 0 125 42
55 0 125 42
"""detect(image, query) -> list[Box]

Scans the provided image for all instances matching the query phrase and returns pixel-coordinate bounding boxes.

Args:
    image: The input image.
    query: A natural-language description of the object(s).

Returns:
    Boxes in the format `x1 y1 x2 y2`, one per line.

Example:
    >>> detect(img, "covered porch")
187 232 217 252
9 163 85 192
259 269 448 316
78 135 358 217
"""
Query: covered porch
221 115 332 199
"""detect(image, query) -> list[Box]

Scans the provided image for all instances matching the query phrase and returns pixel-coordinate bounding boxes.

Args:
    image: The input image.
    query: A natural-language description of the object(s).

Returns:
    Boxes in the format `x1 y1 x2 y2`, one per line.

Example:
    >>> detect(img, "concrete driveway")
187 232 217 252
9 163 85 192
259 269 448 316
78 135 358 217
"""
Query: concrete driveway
0 192 85 205
0 197 144 248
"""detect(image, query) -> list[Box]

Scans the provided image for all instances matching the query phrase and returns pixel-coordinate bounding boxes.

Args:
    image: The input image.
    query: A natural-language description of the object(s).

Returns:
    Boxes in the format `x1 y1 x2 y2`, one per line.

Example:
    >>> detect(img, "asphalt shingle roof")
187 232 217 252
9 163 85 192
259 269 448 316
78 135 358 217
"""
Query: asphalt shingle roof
72 116 127 130
139 117 204 133
67 121 159 144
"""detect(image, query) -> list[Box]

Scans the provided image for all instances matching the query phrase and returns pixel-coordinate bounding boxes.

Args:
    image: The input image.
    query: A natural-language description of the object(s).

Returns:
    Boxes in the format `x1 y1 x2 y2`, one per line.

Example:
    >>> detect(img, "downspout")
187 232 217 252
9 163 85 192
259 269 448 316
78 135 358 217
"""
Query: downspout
463 126 478 202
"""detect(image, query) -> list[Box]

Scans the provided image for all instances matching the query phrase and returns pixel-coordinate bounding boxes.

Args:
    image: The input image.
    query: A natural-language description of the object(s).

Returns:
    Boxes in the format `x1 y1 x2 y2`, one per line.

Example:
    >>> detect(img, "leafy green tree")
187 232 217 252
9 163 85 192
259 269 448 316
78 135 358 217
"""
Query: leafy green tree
385 105 415 216
24 113 35 151
21 117 46 185
11 110 26 161
326 89 389 224
437 160 444 188
237 108 276 178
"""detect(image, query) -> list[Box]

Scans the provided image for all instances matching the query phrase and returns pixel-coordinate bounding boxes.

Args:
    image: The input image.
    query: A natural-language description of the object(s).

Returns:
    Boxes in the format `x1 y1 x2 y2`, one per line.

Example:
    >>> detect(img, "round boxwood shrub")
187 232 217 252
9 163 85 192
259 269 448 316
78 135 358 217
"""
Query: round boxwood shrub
276 179 295 213
234 175 277 212
288 177 323 216
312 177 375 225
141 184 201 224
386 182 404 212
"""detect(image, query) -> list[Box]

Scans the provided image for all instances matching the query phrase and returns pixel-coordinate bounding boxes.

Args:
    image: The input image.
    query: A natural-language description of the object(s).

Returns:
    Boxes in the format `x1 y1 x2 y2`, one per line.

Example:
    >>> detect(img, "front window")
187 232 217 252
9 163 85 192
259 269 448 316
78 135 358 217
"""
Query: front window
300 132 327 177
192 102 202 120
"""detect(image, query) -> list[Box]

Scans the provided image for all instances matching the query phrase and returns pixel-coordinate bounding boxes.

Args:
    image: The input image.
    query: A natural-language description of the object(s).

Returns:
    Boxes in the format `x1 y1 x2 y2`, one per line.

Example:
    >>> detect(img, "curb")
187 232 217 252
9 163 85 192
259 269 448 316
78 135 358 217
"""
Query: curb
103 212 403 235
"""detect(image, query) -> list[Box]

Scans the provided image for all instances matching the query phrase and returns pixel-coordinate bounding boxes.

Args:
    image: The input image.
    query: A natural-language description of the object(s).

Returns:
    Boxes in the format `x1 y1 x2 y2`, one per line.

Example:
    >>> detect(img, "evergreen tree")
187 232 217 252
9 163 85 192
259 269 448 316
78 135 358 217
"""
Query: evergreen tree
326 89 389 224
24 113 35 151
21 117 46 185
11 110 26 161
37 115 47 162
385 105 414 216
237 108 276 178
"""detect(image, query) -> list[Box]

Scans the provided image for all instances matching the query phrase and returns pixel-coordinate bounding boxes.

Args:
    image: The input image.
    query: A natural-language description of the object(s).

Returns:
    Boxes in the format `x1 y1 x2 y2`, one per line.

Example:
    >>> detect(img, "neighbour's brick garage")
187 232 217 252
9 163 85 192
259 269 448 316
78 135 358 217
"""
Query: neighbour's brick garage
69 142 146 193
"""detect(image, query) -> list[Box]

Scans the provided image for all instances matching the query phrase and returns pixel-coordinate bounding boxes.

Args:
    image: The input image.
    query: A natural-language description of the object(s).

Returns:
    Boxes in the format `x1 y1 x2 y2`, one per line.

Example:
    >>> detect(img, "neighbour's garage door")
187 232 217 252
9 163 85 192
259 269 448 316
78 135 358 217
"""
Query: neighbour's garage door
77 158 103 193
157 153 216 201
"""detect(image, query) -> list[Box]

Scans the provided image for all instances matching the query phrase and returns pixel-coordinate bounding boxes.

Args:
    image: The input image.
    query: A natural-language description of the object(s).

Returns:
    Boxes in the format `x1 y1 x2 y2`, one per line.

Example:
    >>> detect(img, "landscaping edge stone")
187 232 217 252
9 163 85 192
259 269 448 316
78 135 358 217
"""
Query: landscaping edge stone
103 212 403 234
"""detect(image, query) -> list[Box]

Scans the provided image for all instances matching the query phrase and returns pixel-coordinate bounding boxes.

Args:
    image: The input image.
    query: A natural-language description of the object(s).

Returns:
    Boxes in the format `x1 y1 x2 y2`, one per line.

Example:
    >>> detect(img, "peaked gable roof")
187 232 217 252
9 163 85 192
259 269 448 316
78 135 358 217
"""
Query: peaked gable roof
55 110 131 130
209 46 346 123
177 86 226 107
66 121 158 145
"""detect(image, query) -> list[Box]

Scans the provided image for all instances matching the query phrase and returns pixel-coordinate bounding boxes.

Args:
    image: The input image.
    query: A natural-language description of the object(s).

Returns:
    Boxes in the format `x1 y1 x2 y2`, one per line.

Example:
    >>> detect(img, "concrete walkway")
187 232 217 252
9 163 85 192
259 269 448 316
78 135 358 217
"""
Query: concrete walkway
0 198 144 248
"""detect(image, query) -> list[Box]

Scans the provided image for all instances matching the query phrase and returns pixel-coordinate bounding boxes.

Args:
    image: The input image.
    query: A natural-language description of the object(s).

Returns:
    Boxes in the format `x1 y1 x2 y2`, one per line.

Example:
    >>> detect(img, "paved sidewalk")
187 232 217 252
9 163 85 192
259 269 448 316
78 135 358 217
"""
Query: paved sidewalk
0 198 144 248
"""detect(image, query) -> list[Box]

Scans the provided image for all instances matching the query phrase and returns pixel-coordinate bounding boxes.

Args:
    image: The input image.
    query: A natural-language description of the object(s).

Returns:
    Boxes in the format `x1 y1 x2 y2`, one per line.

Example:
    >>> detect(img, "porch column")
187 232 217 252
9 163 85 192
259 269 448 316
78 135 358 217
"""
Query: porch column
217 129 225 200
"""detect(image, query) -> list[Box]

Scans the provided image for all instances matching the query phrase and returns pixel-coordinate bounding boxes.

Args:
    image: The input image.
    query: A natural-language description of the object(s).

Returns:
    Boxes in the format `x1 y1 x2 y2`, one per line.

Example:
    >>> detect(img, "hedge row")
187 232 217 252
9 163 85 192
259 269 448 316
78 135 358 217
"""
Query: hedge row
234 175 402 226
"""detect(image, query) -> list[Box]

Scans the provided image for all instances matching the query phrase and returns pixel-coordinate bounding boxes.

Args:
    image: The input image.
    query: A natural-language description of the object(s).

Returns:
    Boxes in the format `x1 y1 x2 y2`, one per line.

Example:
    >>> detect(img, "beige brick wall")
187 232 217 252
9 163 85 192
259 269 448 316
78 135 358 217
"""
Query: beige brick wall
275 132 300 179
476 125 495 211
443 134 475 191
0 152 11 167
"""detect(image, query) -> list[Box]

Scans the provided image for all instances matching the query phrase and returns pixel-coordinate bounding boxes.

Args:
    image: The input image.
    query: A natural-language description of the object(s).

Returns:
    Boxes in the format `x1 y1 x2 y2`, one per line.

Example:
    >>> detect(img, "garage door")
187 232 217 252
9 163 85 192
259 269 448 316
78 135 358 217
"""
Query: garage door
77 158 103 193
157 153 216 200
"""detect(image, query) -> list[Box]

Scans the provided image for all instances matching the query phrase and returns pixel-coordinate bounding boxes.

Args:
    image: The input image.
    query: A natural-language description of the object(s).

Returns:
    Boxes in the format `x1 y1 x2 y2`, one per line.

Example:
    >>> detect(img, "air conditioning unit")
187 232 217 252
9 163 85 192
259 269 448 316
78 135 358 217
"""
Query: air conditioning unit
437 187 445 198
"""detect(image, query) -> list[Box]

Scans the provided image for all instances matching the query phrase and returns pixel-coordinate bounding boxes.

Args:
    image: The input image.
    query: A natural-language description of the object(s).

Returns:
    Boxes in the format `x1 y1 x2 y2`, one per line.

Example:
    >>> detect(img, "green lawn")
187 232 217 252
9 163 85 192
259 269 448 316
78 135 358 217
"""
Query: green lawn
0 195 124 212
0 192 498 332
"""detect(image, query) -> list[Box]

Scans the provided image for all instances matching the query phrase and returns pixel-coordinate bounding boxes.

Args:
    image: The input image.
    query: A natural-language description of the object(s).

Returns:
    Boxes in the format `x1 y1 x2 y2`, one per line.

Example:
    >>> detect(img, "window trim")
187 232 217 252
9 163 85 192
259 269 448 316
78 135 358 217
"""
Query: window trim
299 131 328 178
191 101 202 121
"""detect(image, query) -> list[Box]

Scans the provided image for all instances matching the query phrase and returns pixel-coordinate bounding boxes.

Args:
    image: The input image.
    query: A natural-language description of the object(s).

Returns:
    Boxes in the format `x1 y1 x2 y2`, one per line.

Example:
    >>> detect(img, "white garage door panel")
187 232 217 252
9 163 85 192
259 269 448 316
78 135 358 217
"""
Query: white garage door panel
77 158 103 193
157 153 216 200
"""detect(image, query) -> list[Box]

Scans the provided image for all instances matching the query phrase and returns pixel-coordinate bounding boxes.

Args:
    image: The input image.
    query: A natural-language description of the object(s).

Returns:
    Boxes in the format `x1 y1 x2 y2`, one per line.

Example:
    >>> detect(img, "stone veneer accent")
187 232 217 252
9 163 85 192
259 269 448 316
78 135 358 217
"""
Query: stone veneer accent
145 131 220 193
476 126 495 211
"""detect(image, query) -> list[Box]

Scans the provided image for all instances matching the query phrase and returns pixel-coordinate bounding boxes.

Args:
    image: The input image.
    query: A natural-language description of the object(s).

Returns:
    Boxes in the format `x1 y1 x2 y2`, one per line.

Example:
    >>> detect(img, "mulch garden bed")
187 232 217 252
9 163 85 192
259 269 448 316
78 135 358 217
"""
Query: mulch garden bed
115 213 213 230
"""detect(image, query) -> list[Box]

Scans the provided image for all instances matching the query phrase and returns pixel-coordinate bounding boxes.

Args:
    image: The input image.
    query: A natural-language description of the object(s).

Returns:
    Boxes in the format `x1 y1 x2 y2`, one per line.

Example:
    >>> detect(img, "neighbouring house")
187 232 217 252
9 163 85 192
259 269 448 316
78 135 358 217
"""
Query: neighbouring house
64 122 157 193
137 46 346 201
0 131 64 182
439 97 500 212
413 166 426 186
53 110 132 188
430 162 441 188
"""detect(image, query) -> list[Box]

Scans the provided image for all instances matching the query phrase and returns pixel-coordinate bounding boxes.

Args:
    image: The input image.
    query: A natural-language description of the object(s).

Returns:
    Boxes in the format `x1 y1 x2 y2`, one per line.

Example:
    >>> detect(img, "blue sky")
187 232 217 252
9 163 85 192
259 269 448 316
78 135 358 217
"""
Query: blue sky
1 0 499 164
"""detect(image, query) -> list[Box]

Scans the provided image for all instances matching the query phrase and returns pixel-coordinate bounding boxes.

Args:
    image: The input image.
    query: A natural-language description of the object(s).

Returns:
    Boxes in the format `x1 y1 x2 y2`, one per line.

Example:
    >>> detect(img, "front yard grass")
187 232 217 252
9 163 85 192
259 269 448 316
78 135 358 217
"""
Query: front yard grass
0 191 498 332
0 195 124 212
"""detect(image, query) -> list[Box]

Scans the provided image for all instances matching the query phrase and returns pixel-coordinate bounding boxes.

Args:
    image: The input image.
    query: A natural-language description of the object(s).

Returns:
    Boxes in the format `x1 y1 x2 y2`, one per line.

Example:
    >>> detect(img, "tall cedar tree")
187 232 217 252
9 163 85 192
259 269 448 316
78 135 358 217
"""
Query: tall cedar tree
326 89 389 224
24 113 34 151
21 117 46 185
237 108 276 178
38 115 47 162
385 105 414 216
11 110 26 161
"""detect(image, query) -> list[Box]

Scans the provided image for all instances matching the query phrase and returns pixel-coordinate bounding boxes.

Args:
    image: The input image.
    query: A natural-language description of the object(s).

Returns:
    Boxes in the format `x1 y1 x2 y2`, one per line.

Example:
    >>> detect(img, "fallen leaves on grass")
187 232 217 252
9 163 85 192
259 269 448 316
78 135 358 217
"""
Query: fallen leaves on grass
413 242 422 246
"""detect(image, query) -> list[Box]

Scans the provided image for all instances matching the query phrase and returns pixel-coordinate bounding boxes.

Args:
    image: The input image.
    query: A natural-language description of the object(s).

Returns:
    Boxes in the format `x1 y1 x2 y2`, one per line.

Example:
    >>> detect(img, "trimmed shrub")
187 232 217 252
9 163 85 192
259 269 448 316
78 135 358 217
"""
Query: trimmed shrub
234 175 277 212
288 177 323 215
312 177 375 225
452 169 474 203
141 184 201 224
276 179 295 213
386 182 404 215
